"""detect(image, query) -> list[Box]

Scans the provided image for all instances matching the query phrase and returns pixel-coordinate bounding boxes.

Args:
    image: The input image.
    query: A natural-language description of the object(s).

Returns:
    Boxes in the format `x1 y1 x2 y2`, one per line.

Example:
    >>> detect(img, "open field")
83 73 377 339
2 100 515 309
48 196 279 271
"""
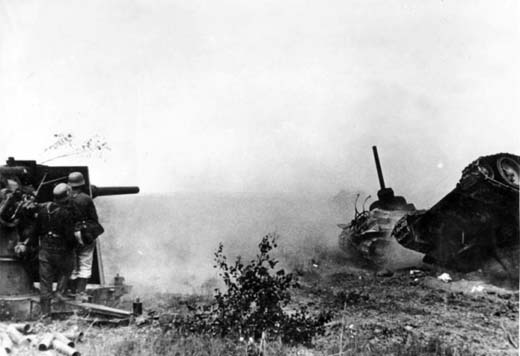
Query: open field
5 249 516 356
1 193 509 356
53 248 517 356
53 194 516 356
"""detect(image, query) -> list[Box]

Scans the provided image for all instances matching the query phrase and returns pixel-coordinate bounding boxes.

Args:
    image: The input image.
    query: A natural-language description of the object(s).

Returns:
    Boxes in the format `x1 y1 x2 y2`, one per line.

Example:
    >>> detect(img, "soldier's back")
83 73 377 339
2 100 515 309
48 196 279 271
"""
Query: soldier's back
71 191 98 222
36 202 75 249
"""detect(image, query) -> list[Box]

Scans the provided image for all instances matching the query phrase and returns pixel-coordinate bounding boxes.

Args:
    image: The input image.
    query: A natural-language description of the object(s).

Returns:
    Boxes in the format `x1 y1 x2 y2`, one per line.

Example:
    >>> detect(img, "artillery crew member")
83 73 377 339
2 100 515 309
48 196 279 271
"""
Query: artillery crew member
67 172 104 301
32 183 76 317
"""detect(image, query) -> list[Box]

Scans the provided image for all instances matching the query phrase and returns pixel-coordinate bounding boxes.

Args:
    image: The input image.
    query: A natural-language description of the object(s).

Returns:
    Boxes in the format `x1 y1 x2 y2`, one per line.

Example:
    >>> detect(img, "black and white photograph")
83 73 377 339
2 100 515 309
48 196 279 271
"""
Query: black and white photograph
0 1 518 355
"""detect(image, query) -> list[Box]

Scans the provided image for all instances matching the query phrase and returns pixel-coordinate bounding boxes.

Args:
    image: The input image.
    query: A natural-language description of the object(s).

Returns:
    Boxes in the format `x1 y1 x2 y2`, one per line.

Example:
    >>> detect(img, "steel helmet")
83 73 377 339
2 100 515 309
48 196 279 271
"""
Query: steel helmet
68 172 85 188
53 183 71 202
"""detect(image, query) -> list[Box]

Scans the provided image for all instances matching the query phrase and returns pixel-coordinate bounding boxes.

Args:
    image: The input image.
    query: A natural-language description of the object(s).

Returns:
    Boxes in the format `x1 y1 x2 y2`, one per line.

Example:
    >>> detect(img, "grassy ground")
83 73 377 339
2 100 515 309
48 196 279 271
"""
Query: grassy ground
77 323 482 356
67 250 518 356
8 248 518 356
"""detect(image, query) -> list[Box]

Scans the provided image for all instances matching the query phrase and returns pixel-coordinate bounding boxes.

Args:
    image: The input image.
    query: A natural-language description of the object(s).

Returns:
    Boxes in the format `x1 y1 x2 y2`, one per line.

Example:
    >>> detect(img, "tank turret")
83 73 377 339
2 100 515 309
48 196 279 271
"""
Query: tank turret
369 146 414 211
338 147 416 261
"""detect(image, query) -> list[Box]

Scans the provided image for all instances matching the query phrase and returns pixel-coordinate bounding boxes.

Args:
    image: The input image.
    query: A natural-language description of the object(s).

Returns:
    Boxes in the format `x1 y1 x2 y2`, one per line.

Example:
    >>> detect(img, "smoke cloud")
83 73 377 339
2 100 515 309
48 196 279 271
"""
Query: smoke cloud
96 193 347 295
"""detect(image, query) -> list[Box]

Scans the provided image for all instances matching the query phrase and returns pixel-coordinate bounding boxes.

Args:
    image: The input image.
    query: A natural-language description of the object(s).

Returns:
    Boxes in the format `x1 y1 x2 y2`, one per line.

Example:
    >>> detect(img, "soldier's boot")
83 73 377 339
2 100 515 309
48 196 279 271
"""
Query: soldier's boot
67 278 78 296
75 278 89 303
39 298 52 320
54 292 69 303
55 276 71 302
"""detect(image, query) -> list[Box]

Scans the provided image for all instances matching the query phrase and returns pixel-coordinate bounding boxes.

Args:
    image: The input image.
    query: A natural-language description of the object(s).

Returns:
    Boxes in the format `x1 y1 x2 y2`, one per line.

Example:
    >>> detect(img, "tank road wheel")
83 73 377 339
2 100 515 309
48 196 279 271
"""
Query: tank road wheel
478 164 494 179
497 157 520 188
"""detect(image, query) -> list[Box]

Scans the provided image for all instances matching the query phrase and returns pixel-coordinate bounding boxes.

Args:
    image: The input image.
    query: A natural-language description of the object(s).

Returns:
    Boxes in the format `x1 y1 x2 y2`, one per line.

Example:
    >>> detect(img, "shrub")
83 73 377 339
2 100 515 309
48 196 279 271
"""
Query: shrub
173 234 331 346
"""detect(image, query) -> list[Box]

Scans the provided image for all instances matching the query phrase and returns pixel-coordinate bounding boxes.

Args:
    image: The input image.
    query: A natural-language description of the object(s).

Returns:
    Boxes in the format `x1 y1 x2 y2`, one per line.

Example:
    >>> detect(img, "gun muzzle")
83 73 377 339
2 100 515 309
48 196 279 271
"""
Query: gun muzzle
91 185 140 198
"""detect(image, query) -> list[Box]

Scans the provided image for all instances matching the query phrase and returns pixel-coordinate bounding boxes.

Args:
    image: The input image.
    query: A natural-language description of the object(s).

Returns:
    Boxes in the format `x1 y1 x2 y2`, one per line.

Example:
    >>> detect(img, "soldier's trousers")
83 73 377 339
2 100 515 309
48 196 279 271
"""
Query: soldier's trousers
70 241 95 280
39 248 73 300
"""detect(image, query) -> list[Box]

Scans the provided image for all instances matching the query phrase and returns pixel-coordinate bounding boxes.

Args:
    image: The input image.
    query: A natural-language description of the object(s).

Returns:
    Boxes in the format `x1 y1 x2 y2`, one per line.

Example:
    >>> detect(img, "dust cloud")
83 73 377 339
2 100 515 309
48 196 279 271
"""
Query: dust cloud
92 184 518 295
95 192 351 295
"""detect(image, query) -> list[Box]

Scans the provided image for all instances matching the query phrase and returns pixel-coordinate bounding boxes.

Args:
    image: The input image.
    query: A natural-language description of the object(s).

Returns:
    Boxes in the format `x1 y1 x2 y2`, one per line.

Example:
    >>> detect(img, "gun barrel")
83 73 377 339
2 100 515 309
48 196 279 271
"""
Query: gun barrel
91 185 140 198
372 146 386 190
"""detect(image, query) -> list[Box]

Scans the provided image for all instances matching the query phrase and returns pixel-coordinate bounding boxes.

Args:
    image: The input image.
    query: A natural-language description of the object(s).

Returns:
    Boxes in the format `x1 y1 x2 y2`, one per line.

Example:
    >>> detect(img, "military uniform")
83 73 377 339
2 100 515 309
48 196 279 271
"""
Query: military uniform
33 199 76 316
66 172 104 300
69 189 103 297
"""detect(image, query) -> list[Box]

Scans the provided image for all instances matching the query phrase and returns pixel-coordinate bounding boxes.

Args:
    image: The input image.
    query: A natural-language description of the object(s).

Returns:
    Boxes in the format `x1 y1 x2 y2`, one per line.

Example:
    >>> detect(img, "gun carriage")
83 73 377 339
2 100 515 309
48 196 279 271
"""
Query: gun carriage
0 157 139 319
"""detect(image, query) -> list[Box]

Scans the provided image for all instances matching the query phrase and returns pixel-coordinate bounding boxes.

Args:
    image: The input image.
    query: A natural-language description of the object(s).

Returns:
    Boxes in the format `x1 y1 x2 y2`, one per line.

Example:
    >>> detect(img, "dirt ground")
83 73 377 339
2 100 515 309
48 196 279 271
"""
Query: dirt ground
293 251 519 356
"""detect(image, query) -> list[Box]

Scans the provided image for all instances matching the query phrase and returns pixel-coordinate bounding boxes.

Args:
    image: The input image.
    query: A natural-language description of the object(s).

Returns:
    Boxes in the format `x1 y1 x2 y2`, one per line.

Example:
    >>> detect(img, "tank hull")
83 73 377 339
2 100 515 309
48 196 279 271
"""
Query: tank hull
339 209 410 263
394 153 519 276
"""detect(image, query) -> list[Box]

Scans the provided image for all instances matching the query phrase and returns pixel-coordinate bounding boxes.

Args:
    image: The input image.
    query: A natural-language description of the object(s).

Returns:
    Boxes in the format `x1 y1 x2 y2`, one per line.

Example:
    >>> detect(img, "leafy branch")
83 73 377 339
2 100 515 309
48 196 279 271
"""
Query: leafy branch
41 133 110 163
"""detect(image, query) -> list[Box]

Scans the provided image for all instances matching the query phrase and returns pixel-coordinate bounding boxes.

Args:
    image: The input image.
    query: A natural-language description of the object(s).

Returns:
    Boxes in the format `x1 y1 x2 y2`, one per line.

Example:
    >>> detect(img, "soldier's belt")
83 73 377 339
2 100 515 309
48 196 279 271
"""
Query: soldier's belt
39 232 68 249
40 241 68 251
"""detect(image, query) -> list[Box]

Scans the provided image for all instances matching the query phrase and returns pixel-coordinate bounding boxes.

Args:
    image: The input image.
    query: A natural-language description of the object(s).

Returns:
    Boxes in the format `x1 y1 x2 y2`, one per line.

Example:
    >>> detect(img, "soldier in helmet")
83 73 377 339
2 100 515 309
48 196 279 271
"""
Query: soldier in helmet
32 183 77 317
67 172 104 301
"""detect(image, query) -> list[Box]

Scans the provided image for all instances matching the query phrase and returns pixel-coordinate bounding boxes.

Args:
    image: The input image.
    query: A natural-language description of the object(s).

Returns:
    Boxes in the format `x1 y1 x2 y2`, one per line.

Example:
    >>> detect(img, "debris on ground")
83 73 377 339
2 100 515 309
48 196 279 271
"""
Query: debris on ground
375 269 394 277
470 285 485 293
0 322 84 356
295 257 519 356
437 273 452 283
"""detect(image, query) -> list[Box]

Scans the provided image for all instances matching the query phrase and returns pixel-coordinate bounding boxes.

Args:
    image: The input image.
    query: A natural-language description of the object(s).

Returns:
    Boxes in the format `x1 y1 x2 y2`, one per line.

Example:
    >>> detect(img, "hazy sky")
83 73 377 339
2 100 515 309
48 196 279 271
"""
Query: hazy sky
1 0 518 206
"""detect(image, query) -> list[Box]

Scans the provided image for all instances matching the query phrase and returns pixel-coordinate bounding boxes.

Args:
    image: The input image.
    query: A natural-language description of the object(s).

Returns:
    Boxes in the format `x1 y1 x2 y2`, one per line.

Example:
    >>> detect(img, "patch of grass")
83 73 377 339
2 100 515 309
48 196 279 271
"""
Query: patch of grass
83 325 479 356
85 326 291 356
313 332 479 356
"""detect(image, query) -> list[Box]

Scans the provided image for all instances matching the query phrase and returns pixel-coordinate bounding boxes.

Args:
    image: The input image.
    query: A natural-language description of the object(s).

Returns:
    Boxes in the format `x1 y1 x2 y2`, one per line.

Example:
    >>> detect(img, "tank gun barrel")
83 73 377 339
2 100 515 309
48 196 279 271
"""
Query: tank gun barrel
91 185 140 198
372 146 386 190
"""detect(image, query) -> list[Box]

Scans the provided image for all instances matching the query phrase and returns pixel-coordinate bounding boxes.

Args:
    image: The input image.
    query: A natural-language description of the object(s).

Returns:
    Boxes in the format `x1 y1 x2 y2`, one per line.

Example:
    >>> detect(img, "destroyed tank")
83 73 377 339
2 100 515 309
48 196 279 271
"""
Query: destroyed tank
338 148 520 282
338 146 416 262
393 153 520 275
0 157 139 319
